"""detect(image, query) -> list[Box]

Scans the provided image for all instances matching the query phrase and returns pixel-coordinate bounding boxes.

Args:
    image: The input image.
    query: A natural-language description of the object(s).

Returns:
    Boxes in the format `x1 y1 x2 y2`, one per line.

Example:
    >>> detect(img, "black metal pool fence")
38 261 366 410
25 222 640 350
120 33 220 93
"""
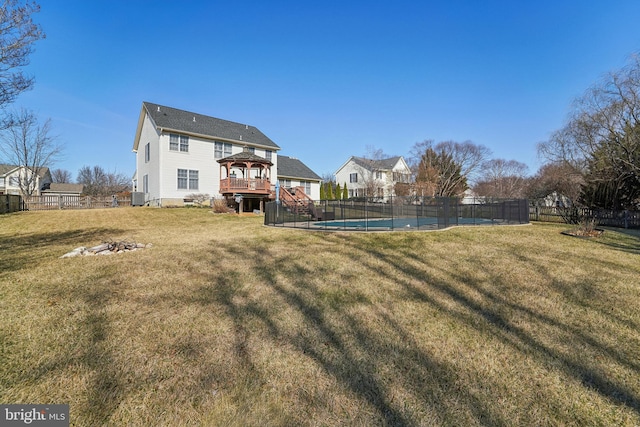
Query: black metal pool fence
264 196 530 231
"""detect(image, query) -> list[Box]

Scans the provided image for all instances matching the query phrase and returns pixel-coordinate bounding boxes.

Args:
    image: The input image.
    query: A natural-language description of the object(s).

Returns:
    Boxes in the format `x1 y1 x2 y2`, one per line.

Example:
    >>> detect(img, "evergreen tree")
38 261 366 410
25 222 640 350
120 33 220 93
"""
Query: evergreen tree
320 183 325 200
327 182 334 200
335 183 341 200
342 182 348 199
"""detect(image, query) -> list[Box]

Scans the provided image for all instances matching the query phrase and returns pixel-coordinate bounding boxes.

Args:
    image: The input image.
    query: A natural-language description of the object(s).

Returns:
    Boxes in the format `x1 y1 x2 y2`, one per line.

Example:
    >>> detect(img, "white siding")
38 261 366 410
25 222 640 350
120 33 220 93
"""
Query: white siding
159 133 218 200
135 113 162 202
135 110 280 205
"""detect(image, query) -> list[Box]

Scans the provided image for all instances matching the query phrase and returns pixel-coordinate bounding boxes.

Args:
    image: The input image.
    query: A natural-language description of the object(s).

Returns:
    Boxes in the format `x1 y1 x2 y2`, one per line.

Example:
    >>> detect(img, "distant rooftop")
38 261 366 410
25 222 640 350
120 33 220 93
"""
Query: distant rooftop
277 155 322 181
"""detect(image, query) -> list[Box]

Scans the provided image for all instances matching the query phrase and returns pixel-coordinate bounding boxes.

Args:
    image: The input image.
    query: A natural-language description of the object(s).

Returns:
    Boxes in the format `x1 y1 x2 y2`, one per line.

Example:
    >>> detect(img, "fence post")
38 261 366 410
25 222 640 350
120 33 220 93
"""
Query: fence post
624 210 629 229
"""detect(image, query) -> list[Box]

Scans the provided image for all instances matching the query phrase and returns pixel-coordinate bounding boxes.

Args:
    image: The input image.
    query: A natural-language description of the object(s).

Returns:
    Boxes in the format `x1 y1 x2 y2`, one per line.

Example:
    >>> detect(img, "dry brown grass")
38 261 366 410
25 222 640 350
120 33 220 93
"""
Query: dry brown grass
1 208 639 426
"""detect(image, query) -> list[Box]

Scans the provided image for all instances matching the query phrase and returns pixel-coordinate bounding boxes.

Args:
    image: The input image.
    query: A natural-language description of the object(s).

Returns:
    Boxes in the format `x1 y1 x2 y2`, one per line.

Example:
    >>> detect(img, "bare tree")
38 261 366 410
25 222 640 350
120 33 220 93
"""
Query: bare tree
51 168 72 183
435 140 492 185
538 53 640 207
77 165 129 196
473 159 529 199
408 139 491 186
526 162 585 205
0 0 45 111
0 109 60 196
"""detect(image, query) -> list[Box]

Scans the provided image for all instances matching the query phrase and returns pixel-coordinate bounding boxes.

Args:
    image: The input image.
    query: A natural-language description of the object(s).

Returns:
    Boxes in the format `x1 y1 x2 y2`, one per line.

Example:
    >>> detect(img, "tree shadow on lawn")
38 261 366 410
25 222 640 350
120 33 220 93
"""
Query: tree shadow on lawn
193 239 521 426
18 226 632 425
340 234 640 420
3 270 125 425
195 231 640 425
593 227 640 255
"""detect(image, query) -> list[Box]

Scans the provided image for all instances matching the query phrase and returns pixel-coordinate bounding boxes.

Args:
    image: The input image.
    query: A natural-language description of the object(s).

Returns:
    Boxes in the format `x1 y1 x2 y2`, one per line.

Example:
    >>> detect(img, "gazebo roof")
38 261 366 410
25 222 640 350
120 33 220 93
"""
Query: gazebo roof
217 150 273 166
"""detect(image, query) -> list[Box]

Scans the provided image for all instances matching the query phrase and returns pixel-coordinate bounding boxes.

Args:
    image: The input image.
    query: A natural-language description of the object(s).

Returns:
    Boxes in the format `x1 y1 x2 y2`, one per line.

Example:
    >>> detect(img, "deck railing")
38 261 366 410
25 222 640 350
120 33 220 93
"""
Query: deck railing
219 177 271 194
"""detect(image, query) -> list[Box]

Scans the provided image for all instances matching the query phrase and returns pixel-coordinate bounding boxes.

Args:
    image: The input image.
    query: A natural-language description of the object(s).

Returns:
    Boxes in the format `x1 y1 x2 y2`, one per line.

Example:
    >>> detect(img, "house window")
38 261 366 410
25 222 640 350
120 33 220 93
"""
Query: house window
265 150 272 161
214 141 232 158
304 181 311 194
282 179 291 187
188 170 198 190
350 173 358 183
180 135 189 152
178 169 198 190
145 143 150 163
170 134 189 152
393 172 409 183
177 169 188 189
248 147 255 154
375 171 383 180
143 174 148 193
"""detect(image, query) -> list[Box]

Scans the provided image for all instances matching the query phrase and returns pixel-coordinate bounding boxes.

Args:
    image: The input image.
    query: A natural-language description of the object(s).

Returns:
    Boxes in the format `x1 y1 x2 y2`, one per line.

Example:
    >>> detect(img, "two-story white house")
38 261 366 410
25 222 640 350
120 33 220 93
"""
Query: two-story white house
132 102 321 210
334 156 411 201
0 164 52 196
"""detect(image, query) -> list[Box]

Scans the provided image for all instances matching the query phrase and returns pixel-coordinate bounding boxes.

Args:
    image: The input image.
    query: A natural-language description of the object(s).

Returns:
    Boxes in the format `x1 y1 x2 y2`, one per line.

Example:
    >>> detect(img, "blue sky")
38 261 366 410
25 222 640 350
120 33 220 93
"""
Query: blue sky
13 0 640 181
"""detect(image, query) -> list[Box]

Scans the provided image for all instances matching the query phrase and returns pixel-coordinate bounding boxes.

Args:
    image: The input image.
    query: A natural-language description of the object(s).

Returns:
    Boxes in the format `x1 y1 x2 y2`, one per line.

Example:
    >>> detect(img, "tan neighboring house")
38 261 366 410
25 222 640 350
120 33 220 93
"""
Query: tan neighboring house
0 164 52 196
334 156 411 201
41 183 84 197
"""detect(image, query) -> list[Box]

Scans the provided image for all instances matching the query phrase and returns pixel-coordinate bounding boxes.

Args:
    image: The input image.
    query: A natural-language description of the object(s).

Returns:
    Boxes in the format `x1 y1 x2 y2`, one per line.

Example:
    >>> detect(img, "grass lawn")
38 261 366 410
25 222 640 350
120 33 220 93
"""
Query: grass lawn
1 208 639 426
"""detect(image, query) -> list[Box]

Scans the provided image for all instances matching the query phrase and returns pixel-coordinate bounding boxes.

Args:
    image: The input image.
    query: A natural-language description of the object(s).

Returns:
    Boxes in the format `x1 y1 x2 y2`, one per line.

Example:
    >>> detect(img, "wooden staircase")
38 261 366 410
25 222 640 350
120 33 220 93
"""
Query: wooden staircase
280 186 317 218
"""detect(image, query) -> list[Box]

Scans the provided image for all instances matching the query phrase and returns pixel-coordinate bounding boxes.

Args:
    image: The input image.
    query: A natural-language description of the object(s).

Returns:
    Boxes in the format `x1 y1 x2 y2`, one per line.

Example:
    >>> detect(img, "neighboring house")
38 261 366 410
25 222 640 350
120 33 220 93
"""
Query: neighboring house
334 156 411 201
277 155 322 200
0 164 52 196
532 191 573 208
132 102 322 211
41 183 85 197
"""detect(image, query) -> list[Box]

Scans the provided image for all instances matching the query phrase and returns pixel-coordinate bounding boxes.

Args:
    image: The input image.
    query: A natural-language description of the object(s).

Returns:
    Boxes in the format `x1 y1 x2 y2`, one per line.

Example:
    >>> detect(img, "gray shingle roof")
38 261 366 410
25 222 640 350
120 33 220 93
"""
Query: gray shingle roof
143 102 280 149
0 164 18 176
351 156 402 171
277 155 321 181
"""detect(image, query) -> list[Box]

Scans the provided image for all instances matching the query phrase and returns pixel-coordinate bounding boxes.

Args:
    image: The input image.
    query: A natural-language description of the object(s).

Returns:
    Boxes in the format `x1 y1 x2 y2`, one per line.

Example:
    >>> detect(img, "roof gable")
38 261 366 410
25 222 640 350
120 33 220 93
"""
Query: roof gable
352 156 404 171
139 102 280 150
277 155 322 181
336 156 408 175
0 164 19 176
42 183 84 194
0 164 50 178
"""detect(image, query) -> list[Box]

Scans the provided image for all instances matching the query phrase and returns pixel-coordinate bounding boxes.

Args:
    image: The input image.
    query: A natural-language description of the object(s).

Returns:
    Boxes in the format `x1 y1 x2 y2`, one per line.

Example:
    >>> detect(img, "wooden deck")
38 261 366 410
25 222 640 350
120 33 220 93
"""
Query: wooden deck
219 178 271 195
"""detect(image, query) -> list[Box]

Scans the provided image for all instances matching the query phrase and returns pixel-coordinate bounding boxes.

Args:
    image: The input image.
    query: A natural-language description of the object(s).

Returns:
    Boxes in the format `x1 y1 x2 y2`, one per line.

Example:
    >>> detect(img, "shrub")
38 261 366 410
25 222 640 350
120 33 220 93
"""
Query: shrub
211 198 232 213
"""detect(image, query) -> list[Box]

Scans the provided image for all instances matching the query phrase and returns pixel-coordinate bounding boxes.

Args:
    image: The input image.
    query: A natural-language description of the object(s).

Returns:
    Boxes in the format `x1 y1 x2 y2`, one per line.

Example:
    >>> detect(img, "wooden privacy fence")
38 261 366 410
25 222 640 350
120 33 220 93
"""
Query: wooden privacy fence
23 195 132 211
1 195 22 214
529 206 640 228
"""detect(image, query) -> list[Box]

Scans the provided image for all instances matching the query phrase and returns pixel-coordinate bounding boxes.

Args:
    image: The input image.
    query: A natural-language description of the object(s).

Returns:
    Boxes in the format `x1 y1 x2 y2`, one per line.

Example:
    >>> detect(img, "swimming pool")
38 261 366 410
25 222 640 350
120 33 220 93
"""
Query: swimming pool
313 216 497 230
264 197 529 232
